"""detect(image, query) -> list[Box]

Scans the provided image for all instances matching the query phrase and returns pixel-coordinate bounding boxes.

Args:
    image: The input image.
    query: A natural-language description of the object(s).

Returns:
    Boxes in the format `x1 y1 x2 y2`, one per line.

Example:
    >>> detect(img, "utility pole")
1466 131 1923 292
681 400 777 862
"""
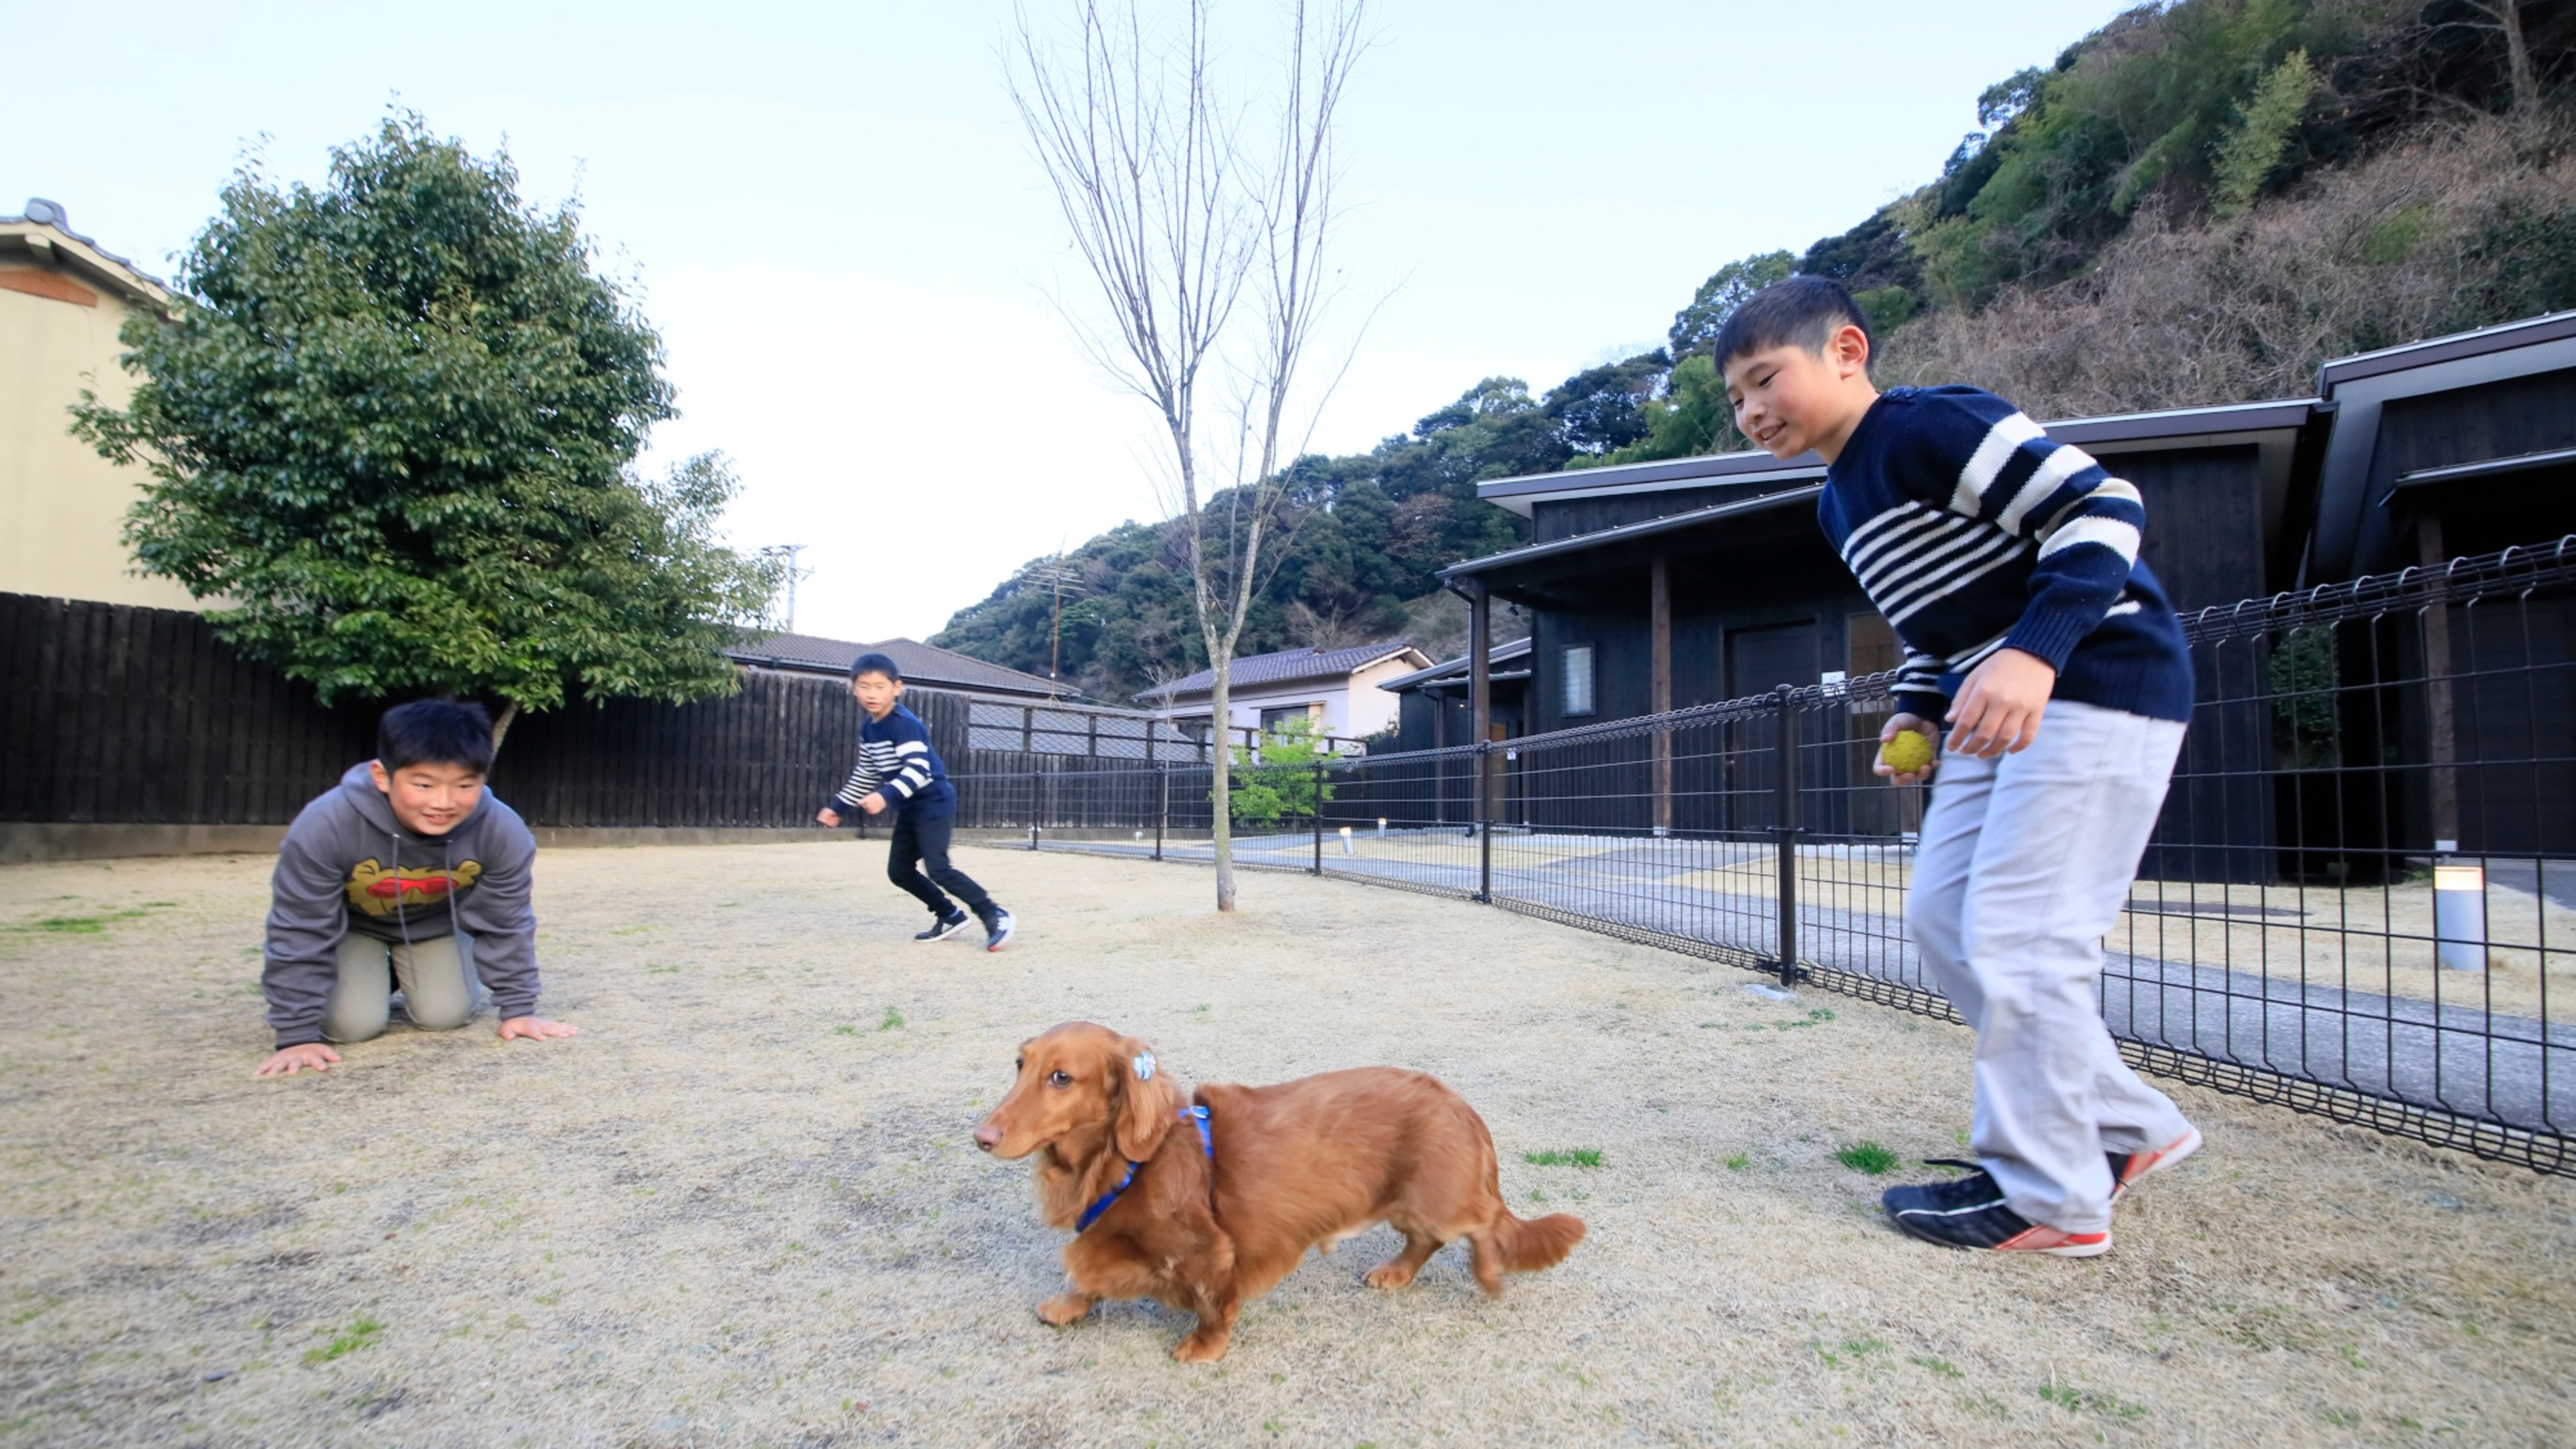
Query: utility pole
760 545 814 633
1023 549 1085 682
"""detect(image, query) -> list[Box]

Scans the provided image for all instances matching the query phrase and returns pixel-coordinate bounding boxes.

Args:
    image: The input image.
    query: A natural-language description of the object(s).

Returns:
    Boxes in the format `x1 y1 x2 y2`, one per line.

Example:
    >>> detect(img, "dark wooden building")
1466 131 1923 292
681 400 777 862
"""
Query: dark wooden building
2296 311 2576 862
1403 399 2320 863
1395 308 2576 871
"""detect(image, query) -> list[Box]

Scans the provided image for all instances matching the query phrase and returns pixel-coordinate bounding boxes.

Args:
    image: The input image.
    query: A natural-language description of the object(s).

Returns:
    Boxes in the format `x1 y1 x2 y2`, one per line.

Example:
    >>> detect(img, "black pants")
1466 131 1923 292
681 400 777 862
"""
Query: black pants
887 810 997 922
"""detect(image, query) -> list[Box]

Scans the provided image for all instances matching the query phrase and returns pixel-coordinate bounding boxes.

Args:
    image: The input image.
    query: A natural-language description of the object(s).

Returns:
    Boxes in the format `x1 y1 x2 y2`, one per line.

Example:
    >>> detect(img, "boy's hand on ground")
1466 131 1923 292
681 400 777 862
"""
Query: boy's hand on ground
1875 714 1939 785
497 1016 578 1044
256 1043 342 1077
816 807 842 827
1947 649 2056 759
858 795 887 816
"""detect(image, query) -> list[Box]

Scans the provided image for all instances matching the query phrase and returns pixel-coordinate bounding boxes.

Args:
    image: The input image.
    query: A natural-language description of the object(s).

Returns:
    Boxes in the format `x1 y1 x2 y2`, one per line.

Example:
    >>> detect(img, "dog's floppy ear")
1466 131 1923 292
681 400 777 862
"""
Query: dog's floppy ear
1110 1035 1177 1164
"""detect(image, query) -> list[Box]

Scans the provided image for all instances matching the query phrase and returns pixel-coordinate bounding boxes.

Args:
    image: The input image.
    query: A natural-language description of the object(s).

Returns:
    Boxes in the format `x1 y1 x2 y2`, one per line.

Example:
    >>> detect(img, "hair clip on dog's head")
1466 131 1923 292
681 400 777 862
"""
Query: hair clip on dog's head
1133 1052 1156 1081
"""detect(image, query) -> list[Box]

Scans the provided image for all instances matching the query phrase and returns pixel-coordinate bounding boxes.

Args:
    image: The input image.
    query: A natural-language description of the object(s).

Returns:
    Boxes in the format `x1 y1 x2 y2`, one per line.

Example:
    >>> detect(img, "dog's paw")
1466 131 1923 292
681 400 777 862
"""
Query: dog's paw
1363 1261 1418 1291
1172 1329 1231 1363
1036 1294 1094 1327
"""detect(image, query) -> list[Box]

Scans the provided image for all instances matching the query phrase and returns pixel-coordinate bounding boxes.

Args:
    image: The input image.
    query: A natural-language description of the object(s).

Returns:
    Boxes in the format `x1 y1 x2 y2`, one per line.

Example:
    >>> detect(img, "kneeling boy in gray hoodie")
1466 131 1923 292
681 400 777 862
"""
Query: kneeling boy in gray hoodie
256 699 578 1077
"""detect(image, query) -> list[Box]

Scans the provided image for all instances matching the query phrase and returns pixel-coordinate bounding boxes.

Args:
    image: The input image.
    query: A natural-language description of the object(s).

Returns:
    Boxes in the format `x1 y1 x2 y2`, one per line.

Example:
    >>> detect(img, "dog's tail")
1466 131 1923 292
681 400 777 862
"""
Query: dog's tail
1494 1208 1586 1272
1467 1208 1585 1293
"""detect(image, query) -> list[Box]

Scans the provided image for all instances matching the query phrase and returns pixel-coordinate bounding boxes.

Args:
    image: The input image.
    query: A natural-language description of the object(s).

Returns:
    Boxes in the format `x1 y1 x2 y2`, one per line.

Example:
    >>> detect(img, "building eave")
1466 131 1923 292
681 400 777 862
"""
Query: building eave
2319 308 2576 390
0 219 171 310
1442 484 1826 581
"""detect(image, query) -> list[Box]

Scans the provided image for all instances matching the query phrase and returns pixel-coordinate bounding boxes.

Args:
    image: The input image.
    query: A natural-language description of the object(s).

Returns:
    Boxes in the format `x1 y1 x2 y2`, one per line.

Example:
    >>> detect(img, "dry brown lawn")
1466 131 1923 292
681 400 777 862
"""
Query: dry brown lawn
3 842 2571 1447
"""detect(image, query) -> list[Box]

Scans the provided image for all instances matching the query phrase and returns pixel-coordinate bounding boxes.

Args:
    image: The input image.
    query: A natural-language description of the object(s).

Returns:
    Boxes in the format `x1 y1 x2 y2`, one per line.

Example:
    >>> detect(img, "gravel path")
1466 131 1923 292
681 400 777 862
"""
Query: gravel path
3 841 2571 1446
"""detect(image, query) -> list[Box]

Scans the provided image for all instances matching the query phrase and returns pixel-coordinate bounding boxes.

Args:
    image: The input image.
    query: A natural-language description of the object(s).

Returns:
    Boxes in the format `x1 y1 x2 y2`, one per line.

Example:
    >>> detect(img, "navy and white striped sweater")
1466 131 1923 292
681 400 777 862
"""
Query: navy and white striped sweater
1821 386 2193 724
826 704 958 819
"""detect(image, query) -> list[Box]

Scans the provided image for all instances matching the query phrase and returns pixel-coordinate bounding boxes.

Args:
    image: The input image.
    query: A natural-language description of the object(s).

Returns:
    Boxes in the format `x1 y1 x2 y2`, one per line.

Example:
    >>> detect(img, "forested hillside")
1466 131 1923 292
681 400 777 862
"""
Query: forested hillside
935 0 2576 703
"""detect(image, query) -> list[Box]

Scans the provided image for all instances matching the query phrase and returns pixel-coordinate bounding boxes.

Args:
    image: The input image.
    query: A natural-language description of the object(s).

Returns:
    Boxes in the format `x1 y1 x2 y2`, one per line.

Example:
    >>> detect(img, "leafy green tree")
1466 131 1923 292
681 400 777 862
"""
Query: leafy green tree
1581 354 1737 467
74 113 779 744
1667 250 1796 359
1547 350 1670 458
1221 716 1339 828
2213 49 2321 217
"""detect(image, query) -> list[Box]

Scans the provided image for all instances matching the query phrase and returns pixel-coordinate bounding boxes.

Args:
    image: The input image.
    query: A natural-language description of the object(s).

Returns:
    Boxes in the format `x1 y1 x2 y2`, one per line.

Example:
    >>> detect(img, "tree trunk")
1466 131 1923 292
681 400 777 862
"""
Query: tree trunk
2499 1 2538 114
1210 663 1235 911
490 698 520 754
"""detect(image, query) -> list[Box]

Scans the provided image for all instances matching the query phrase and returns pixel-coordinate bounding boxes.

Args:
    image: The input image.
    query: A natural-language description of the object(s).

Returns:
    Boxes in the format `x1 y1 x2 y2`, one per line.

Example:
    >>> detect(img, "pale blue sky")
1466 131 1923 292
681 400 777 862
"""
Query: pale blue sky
12 0 2132 641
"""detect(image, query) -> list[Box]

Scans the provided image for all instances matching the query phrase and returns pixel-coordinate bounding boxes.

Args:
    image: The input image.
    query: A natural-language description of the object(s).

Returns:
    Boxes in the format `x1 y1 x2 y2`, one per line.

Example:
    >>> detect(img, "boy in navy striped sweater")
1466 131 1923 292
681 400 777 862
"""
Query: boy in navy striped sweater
1719 277 2199 1257
816 653 1017 951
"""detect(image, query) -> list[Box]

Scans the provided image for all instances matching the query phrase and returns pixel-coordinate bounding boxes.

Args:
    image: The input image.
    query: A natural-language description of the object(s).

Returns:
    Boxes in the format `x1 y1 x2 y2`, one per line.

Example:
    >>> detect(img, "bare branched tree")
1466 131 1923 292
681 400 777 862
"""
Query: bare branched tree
2452 1 2541 113
1009 0 1367 911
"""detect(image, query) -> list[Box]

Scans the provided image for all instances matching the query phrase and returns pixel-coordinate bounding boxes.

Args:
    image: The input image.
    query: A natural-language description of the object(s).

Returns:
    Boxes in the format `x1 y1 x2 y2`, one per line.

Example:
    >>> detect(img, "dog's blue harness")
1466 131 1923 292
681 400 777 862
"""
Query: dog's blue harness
1076 1105 1213 1234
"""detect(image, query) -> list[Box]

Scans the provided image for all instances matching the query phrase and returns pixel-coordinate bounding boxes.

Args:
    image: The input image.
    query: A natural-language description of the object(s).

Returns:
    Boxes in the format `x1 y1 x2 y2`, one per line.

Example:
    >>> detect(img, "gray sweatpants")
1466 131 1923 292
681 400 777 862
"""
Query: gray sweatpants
1908 698 2195 1234
322 932 485 1045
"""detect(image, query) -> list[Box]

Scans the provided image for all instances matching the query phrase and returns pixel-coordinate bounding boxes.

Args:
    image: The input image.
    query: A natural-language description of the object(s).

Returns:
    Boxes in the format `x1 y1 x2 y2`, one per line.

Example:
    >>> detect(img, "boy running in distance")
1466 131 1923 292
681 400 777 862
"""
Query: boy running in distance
817 653 1017 951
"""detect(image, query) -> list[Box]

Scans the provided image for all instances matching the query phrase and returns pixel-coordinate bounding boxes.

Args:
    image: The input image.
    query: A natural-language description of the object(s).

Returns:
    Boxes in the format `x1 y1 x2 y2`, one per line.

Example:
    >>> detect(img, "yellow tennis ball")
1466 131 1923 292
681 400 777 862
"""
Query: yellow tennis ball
1879 728 1936 776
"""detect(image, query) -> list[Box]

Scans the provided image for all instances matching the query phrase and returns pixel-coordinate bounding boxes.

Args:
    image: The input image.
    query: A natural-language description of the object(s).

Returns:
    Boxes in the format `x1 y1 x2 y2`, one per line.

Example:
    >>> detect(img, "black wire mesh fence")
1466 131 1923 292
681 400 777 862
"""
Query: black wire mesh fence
953 539 2576 1176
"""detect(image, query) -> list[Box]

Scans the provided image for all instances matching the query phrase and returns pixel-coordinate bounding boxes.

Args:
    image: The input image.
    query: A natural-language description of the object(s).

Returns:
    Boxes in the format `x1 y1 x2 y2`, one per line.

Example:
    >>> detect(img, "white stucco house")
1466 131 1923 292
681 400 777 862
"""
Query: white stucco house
1134 639 1432 743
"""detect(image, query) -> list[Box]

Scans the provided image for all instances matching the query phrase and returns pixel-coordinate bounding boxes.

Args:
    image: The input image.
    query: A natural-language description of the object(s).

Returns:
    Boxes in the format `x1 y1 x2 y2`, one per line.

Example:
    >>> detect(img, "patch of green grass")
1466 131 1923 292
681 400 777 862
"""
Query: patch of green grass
1835 1141 1899 1176
1814 1336 1887 1368
2037 1383 2144 1421
878 1008 905 1032
1910 1354 1962 1378
8 910 150 935
1723 1153 1749 1171
1523 1149 1603 1168
834 1025 857 1036
302 1318 383 1366
645 963 681 974
1772 1007 1836 1030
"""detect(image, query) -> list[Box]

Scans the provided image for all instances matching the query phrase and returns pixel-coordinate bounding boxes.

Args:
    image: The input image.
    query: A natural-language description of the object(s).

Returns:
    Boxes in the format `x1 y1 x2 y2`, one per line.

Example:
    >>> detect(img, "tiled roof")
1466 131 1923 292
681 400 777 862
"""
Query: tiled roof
727 632 1078 698
3 198 170 300
1136 639 1426 703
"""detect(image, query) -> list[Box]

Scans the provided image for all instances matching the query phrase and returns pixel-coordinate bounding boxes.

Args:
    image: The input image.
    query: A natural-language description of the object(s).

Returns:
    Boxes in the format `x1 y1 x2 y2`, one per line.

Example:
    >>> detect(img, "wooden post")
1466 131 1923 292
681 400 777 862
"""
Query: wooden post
2419 513 2461 852
1431 682 1447 825
1651 554 1673 837
1470 580 1493 900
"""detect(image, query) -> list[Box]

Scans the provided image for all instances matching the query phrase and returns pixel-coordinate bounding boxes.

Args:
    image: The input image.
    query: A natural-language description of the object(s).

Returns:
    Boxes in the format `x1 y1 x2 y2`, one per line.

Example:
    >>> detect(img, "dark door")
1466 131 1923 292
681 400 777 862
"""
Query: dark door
1724 622 1817 831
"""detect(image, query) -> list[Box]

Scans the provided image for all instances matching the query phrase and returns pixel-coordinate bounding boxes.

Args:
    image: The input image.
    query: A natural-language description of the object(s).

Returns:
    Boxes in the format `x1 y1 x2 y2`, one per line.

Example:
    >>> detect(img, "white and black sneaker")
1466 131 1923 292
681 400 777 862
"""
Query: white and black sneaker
1881 1160 2111 1257
982 910 1017 952
915 910 973 943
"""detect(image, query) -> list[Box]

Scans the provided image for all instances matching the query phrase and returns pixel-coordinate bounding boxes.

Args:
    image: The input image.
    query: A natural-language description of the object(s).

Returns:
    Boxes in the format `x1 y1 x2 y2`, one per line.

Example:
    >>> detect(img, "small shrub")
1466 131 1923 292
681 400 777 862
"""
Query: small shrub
1524 1149 1603 1168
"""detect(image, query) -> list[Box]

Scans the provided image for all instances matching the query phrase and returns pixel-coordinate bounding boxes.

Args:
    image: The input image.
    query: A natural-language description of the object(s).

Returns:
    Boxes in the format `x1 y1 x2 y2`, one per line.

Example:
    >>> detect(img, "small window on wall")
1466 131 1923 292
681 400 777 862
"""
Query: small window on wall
1258 704 1313 733
1562 643 1596 717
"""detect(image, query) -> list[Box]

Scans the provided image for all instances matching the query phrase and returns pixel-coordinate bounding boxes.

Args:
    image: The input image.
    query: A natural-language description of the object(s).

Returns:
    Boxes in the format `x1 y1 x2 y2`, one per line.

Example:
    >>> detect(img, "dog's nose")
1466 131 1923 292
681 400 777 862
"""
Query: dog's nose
973 1120 1001 1151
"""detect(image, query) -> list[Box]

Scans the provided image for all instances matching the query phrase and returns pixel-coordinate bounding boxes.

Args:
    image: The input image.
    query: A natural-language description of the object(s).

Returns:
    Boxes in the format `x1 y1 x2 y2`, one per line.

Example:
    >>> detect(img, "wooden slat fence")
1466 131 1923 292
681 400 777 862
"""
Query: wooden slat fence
2 593 1359 831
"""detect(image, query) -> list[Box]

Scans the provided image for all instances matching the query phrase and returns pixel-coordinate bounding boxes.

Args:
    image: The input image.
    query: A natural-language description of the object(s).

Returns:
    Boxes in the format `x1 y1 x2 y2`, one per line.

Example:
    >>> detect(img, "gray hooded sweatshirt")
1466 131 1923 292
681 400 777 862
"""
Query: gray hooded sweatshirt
262 763 541 1047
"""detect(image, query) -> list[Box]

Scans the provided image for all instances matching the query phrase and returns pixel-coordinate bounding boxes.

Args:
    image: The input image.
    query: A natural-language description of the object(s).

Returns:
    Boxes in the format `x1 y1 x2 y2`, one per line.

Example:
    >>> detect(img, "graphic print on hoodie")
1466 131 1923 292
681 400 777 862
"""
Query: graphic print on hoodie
262 763 541 1047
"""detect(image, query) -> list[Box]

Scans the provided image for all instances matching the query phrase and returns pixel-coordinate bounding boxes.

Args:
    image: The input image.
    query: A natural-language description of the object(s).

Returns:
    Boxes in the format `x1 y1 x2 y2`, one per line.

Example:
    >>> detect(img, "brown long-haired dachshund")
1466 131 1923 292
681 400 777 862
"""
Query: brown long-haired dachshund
972 1021 1586 1362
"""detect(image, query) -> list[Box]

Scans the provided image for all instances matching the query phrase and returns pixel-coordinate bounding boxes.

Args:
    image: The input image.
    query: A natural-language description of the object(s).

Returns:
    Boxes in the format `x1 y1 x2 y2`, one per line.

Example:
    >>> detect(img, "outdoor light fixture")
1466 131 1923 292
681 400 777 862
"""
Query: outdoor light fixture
1376 817 1387 838
1339 826 1354 855
2433 857 2487 972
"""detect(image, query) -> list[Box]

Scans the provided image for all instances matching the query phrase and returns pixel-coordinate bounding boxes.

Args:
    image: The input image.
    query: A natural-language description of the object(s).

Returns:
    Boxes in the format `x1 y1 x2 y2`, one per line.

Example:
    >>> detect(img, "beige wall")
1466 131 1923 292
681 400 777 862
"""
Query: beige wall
1204 652 1426 738
0 256 198 610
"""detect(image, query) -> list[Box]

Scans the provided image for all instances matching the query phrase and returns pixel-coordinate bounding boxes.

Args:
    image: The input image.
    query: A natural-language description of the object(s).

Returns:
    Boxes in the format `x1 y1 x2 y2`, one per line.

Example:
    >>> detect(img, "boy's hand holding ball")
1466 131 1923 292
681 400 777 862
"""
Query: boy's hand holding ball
1876 715 1939 784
